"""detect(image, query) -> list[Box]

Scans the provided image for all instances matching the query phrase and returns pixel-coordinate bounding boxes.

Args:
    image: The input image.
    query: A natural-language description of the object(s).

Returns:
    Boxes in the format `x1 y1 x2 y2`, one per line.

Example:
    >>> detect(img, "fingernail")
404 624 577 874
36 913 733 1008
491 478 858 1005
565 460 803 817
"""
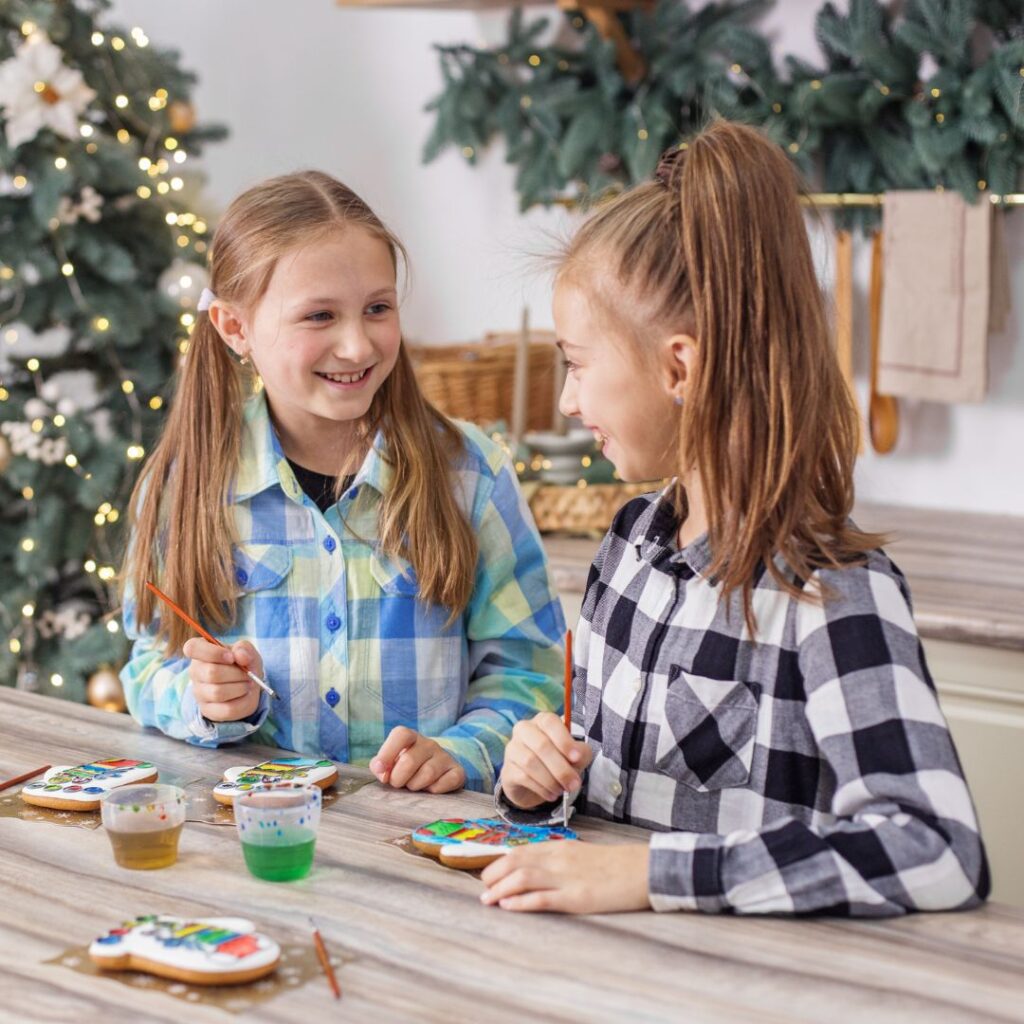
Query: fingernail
569 749 580 763
569 777 581 793
369 759 383 774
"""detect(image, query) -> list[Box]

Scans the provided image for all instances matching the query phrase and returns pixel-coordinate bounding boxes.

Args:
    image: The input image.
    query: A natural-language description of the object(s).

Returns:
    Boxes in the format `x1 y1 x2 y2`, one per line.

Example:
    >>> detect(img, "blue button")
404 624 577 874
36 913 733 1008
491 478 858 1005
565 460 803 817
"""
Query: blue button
326 614 341 632
235 568 248 586
323 536 336 553
325 687 340 708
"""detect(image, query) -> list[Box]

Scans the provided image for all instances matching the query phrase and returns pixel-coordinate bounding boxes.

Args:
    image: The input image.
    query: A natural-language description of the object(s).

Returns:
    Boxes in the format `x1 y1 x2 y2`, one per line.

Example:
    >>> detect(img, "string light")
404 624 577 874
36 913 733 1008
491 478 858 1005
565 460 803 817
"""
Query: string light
149 396 163 410
53 414 65 427
84 559 97 573
61 263 74 276
65 454 78 468
97 566 116 581
21 539 35 552
21 487 33 499
80 124 94 138
106 620 120 633
121 380 135 394
9 639 21 654
54 156 68 169
111 36 125 51
27 358 40 371
91 31 104 45
126 445 145 460
51 674 63 687
22 603 34 616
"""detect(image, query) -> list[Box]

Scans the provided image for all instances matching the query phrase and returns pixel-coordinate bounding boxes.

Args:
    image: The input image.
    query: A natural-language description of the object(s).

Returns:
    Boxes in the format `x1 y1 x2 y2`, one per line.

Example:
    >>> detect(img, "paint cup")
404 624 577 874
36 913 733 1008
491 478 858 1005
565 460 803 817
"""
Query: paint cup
101 784 186 869
233 782 321 882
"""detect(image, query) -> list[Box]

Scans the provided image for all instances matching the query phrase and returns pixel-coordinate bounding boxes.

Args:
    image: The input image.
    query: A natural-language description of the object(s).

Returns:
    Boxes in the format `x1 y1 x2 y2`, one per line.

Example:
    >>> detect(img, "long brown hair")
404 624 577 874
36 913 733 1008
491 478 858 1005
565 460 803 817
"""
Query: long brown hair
124 171 477 653
559 120 883 634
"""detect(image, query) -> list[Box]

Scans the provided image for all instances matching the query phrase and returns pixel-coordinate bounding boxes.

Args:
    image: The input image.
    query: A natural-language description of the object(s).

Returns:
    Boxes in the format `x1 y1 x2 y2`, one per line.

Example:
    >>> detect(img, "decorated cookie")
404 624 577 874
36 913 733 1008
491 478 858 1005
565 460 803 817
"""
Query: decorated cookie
212 757 339 805
90 914 280 986
411 817 579 870
20 758 158 811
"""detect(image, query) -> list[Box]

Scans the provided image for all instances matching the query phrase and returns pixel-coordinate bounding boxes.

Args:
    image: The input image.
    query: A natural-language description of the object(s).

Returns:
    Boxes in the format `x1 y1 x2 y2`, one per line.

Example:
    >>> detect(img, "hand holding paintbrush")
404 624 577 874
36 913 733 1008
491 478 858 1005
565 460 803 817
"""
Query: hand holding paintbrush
145 582 278 720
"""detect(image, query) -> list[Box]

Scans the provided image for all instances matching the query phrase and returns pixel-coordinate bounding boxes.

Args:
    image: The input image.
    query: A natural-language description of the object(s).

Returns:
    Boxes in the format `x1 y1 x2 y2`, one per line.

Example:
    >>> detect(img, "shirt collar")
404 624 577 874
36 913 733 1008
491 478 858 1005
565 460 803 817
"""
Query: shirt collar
635 482 716 581
231 390 392 504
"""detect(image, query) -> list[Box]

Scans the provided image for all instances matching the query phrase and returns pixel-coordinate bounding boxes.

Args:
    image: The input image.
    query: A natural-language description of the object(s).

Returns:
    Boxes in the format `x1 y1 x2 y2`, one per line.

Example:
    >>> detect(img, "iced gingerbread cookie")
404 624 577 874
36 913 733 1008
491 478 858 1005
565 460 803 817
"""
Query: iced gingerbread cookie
212 757 339 805
90 914 280 986
411 817 579 870
20 758 158 811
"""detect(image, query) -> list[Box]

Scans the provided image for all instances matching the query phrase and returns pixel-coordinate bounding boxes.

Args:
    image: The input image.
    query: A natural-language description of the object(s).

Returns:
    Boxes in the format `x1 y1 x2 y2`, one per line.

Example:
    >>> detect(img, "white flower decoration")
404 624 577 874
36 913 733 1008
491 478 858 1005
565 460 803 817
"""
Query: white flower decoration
0 33 97 149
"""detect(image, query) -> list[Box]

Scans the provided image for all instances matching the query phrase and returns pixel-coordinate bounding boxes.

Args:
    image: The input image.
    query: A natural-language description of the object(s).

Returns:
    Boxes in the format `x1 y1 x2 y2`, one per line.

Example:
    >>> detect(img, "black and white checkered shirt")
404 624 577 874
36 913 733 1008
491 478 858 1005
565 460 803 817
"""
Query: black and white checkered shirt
500 489 989 916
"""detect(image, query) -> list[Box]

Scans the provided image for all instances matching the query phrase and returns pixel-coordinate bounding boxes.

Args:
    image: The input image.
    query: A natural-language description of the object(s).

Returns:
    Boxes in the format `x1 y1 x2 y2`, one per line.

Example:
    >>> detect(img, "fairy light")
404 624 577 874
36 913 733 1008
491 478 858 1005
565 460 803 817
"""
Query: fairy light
12 175 27 189
84 559 97 573
51 674 63 687
21 486 33 499
31 418 44 432
126 445 145 460
171 177 183 191
65 454 78 468
194 220 207 234
165 212 178 225
0 267 14 280
528 54 541 67
0 387 9 401
117 129 130 143
27 358 40 371
115 94 129 108
53 414 65 427
180 313 194 327
91 31 104 45
461 147 475 158
85 142 97 154
98 565 116 581
93 512 105 525
106 620 120 633
80 124 94 138
111 36 125 51
164 137 178 150
21 538 35 552
149 396 163 410
173 151 187 164
137 186 151 199
21 21 36 36
22 603 34 617
94 316 110 331
61 263 74 277
121 380 135 394
54 156 68 170
9 639 20 654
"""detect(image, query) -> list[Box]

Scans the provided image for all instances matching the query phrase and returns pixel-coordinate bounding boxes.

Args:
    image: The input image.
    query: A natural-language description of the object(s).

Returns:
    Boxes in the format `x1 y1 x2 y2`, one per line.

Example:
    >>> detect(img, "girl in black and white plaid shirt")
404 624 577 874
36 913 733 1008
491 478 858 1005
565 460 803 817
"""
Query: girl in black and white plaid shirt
482 121 989 917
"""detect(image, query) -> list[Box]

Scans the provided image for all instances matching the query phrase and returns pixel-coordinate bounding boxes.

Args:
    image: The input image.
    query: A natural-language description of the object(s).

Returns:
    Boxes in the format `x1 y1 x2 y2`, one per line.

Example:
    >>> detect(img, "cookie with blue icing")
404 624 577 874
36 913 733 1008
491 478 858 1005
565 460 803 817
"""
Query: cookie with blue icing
20 758 158 811
411 817 579 870
212 756 338 805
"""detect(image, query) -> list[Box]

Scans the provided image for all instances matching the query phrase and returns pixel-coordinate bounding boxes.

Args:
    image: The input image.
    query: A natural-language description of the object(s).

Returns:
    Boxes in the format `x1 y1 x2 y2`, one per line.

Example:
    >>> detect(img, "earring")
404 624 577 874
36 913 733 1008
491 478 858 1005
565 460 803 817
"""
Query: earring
674 395 684 407
239 353 250 367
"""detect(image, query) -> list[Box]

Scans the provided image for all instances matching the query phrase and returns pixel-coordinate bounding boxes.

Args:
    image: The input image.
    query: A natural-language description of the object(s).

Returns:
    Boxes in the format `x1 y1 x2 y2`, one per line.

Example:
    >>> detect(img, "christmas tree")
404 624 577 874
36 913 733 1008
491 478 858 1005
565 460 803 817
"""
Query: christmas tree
0 1 224 705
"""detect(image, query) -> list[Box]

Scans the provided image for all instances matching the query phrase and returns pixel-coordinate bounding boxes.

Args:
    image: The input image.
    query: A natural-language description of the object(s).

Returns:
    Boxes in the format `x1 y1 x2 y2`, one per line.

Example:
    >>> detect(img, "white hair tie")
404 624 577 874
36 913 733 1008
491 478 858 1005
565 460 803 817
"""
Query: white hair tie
197 287 217 312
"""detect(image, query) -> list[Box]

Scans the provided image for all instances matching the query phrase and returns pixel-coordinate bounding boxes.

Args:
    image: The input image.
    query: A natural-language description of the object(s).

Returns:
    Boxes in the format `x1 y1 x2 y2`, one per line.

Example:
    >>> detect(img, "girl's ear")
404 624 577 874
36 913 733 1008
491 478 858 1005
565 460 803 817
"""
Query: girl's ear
659 332 699 403
207 301 249 360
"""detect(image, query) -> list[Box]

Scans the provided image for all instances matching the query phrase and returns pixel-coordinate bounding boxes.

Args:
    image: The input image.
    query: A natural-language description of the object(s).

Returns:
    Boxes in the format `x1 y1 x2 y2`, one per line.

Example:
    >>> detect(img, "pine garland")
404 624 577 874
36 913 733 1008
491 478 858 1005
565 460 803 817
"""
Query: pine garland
423 0 1024 222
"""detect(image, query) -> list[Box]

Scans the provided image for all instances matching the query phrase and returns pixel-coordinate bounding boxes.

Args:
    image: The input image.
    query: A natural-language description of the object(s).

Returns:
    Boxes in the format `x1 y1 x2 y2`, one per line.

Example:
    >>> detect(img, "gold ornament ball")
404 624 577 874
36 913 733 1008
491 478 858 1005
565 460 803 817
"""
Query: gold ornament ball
87 667 126 713
0 433 11 474
168 100 196 134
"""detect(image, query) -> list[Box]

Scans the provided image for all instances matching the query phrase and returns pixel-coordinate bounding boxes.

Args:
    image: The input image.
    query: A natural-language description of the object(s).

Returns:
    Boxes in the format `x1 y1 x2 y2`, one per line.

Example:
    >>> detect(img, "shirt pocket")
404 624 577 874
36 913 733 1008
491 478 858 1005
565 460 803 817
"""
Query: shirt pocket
363 550 461 718
232 543 293 593
655 666 760 792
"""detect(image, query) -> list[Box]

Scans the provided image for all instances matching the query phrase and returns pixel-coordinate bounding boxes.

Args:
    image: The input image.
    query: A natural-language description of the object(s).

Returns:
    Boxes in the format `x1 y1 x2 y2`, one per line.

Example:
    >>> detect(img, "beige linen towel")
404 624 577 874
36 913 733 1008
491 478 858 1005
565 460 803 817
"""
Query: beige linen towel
878 191 993 403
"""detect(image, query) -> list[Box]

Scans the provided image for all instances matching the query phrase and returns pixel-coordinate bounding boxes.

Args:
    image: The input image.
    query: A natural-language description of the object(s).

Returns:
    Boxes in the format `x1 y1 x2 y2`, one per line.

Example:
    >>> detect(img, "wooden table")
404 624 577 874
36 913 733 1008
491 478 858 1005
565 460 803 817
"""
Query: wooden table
2 689 1022 1023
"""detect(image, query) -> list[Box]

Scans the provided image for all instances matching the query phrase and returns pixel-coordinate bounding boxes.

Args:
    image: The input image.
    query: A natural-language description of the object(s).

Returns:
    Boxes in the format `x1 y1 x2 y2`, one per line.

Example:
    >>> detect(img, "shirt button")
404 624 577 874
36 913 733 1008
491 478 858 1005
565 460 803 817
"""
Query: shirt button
235 568 248 586
325 688 340 708
323 536 336 553
326 613 341 632
611 781 623 797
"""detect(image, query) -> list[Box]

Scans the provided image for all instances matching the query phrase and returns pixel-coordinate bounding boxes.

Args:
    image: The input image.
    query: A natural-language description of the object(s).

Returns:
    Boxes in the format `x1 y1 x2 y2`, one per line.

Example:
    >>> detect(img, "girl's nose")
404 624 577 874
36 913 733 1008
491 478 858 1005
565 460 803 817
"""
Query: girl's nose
558 372 580 421
334 321 375 362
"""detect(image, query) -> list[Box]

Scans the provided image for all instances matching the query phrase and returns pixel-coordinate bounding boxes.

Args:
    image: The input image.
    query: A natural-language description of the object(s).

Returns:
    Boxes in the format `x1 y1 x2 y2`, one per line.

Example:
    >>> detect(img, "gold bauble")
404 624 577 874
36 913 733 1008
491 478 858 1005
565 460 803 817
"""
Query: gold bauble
87 667 126 713
168 100 196 134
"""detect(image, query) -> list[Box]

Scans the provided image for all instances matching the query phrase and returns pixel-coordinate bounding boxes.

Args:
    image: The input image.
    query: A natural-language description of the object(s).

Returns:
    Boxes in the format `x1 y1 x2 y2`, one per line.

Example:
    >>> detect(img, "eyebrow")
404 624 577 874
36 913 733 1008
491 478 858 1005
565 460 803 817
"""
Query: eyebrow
290 287 396 310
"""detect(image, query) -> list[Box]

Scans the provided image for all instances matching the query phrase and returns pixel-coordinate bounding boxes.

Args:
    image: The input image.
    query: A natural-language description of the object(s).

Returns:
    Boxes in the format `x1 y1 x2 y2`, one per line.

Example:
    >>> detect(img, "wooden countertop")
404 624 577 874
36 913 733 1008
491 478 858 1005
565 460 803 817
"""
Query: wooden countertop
2 689 1023 1022
544 501 1024 651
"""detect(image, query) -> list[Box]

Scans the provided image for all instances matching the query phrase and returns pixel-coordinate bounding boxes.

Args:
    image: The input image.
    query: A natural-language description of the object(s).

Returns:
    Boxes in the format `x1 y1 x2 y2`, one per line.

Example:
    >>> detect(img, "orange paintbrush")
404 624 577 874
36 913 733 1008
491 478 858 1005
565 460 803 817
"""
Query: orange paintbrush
562 629 573 829
145 581 278 700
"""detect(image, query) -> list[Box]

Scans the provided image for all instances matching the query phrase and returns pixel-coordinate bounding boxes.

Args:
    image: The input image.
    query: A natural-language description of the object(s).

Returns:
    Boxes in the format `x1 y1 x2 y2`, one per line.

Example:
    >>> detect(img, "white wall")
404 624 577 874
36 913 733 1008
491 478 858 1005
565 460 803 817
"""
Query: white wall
107 0 1024 516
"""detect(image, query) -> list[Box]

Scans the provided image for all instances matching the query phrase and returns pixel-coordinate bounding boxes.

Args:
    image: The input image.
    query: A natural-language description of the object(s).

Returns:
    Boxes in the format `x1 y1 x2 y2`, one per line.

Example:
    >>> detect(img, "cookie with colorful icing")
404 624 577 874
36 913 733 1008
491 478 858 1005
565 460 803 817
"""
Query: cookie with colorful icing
212 757 339 805
90 914 280 986
19 758 158 811
411 817 579 870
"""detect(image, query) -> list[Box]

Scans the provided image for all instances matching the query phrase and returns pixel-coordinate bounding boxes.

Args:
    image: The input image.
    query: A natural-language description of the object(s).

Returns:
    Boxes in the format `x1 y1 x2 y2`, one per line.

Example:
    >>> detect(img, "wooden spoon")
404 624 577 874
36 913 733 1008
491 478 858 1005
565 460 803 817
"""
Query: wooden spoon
834 228 862 453
868 230 899 454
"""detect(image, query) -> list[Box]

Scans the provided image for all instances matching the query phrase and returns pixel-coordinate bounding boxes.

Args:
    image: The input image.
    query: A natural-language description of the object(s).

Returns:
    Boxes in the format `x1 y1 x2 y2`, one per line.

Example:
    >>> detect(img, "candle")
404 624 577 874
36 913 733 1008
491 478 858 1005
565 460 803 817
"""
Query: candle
510 306 530 443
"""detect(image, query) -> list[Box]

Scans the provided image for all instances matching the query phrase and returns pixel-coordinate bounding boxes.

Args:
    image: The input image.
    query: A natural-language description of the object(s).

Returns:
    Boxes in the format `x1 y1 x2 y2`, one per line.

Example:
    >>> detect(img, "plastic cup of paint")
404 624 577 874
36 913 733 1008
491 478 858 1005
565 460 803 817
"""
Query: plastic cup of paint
101 784 186 869
233 782 321 882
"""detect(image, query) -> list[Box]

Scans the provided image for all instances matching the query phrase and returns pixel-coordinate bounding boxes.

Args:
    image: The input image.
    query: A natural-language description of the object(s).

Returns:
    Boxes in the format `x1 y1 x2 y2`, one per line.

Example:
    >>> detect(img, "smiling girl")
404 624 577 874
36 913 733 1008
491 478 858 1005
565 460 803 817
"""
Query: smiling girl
482 122 988 915
120 171 564 793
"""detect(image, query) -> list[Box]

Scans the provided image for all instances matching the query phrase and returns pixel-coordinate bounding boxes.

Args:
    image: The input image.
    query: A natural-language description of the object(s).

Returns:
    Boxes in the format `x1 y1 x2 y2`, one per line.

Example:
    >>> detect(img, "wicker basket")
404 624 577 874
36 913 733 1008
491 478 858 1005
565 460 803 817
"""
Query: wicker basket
525 482 654 536
408 331 558 430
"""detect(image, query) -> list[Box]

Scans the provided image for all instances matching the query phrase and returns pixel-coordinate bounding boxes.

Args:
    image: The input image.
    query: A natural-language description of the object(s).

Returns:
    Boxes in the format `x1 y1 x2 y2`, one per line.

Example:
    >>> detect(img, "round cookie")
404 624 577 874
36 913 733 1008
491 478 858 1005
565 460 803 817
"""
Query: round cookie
20 758 159 811
212 757 339 805
90 914 280 986
411 817 579 871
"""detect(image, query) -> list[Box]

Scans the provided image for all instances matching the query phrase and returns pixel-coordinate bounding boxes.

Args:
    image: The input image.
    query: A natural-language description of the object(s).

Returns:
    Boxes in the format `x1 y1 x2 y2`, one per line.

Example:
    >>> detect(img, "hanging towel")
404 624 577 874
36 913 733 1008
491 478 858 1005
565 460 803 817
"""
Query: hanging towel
877 191 993 403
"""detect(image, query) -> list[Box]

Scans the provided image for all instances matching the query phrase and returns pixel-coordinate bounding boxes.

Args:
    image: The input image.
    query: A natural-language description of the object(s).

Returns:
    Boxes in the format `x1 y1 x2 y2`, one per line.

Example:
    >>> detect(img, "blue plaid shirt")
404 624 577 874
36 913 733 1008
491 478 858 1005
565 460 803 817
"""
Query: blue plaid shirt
121 392 566 791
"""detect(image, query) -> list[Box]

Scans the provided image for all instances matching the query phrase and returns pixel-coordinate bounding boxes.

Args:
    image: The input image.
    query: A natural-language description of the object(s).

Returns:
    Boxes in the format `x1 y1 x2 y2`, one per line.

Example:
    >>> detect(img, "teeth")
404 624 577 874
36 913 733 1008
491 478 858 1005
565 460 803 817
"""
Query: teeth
319 369 369 384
